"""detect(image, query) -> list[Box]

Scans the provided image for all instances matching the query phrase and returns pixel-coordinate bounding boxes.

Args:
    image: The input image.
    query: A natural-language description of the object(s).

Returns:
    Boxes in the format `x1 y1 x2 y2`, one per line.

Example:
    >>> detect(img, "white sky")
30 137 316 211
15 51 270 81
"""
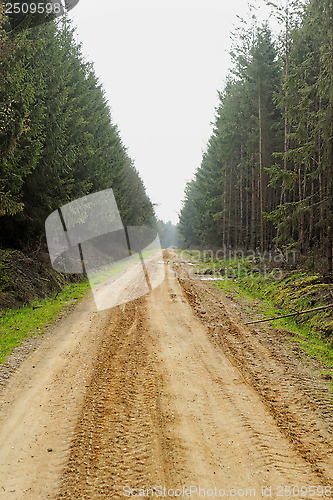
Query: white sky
69 0 276 224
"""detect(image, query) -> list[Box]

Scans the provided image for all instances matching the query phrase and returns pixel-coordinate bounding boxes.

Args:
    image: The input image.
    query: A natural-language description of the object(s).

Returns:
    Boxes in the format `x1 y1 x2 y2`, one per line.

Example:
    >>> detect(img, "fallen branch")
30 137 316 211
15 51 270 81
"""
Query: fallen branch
245 304 333 325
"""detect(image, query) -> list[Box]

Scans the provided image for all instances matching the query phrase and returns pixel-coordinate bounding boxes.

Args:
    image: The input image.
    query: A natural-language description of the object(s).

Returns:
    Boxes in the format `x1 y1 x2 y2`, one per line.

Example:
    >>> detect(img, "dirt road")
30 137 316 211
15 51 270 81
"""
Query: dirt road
0 251 332 498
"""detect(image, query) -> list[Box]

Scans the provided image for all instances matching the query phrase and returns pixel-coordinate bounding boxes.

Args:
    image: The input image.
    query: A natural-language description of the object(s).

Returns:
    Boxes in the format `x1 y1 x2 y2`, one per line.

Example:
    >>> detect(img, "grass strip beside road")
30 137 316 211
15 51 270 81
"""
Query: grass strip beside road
184 250 333 371
0 280 90 364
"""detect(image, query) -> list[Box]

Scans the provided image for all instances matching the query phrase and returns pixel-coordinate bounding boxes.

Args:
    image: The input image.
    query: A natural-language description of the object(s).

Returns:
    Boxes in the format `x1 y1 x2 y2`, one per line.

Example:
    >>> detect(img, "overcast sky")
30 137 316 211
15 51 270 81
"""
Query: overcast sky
69 0 275 224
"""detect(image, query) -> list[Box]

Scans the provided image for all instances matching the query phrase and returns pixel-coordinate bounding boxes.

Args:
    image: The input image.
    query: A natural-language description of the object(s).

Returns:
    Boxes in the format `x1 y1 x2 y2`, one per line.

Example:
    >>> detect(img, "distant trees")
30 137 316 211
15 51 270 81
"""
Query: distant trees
178 180 201 247
0 8 155 247
179 0 333 271
157 220 179 248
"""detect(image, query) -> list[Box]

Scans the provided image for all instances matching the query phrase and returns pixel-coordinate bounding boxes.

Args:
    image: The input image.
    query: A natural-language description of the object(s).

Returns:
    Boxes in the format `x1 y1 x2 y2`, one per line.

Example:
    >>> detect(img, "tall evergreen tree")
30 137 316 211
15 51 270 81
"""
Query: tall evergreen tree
0 11 156 247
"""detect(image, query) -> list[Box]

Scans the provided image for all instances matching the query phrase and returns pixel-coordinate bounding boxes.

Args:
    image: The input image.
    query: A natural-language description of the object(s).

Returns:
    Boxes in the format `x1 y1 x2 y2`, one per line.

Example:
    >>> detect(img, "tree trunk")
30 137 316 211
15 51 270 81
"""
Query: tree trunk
258 87 264 251
251 157 256 250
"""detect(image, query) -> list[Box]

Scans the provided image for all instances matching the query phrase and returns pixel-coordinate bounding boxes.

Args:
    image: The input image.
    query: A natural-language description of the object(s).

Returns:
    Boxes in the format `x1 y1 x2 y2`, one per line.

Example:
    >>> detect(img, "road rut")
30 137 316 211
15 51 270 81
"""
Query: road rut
0 252 332 498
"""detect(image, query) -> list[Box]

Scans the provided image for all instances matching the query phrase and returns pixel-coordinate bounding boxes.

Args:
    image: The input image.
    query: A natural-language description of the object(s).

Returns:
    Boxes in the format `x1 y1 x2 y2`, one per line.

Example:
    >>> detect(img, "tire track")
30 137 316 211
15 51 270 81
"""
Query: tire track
58 299 167 499
176 261 333 484
143 260 331 495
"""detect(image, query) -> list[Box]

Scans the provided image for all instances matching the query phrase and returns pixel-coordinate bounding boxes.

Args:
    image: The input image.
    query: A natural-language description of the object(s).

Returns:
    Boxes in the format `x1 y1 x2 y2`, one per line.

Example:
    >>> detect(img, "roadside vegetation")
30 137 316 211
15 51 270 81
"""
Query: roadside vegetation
183 250 333 369
0 280 89 363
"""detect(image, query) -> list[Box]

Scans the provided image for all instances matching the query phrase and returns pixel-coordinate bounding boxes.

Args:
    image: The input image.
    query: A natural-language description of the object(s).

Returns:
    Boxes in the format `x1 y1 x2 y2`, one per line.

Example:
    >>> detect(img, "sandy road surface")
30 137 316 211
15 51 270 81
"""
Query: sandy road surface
0 251 332 498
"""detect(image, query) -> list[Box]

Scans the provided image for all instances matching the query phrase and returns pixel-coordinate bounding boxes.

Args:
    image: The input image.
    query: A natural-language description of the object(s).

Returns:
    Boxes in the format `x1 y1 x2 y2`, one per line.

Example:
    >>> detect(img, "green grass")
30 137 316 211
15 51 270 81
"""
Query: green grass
234 287 333 369
0 248 162 363
0 280 90 364
184 250 333 370
89 262 125 287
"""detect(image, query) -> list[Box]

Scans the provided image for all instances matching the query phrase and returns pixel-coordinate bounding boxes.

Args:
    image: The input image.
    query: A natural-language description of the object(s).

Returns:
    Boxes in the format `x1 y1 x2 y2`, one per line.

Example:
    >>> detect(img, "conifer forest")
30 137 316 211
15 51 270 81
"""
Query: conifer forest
179 0 333 272
0 1 156 250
